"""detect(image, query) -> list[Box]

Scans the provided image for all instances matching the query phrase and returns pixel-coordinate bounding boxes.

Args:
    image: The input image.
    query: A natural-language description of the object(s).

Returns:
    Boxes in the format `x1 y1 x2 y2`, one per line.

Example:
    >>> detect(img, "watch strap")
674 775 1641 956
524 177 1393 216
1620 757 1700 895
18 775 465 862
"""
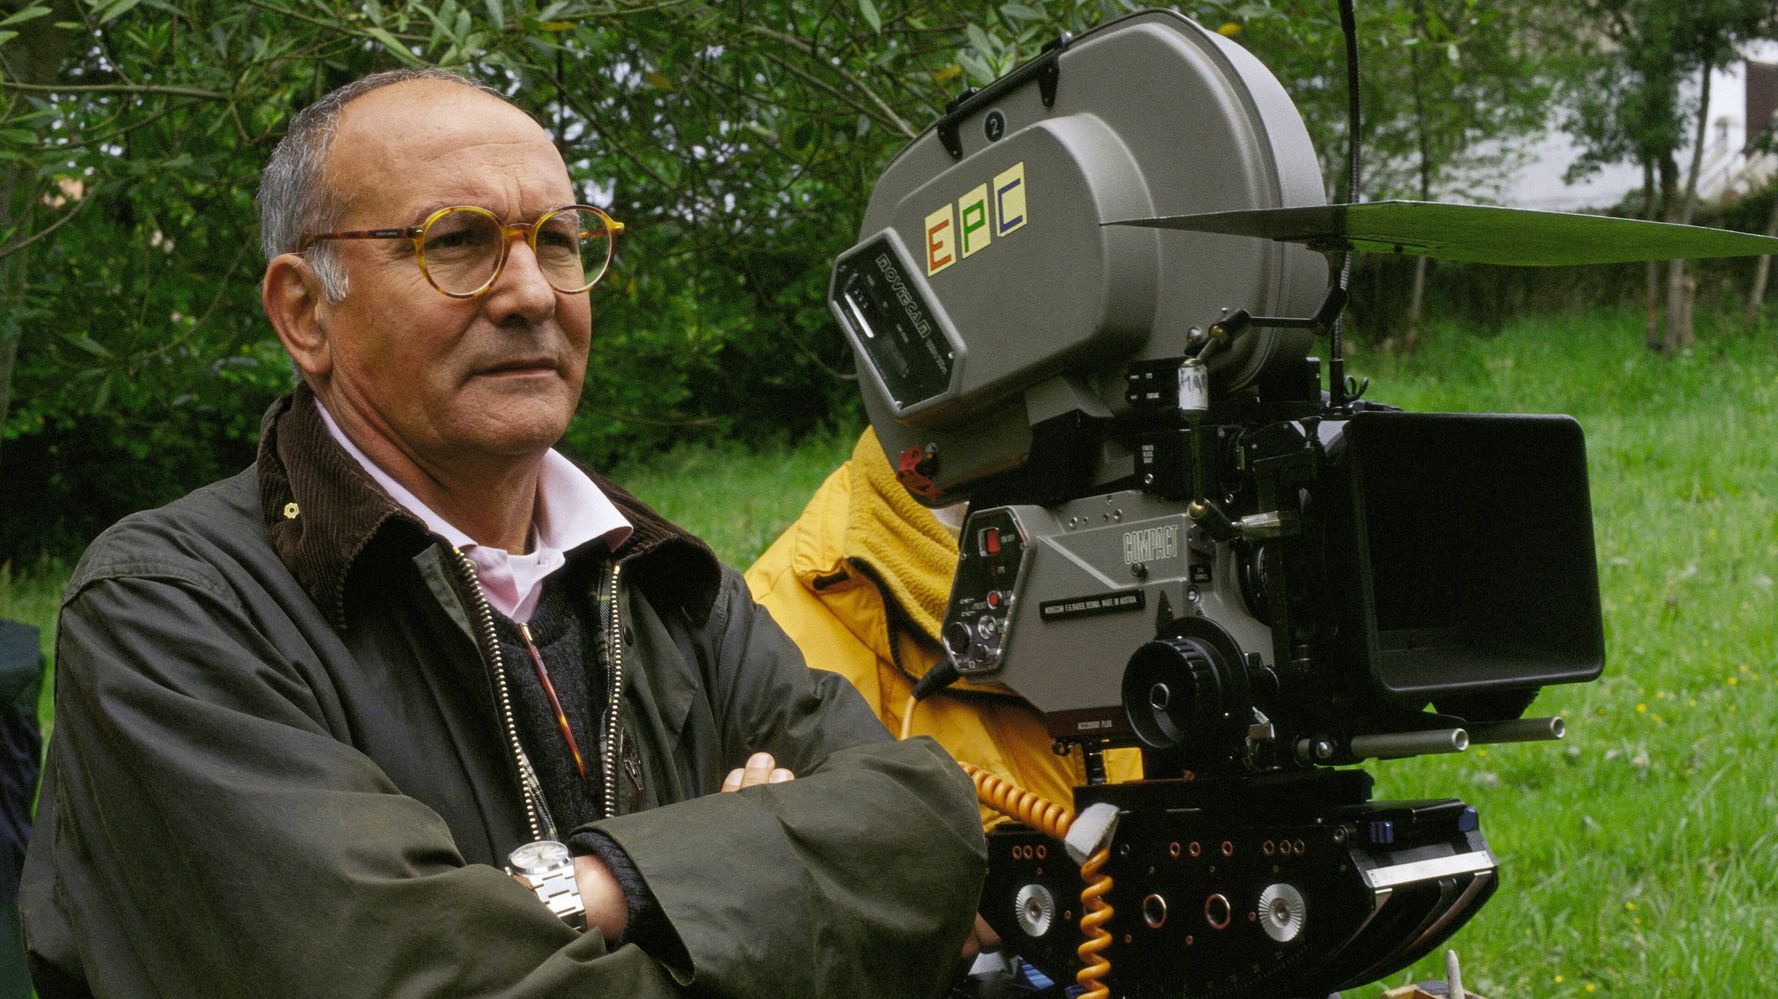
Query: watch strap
525 865 586 930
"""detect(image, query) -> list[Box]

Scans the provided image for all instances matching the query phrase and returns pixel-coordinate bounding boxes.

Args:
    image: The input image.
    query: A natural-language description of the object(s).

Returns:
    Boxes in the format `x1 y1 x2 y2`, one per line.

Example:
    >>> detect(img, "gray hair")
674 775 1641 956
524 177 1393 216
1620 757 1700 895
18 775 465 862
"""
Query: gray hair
256 68 494 302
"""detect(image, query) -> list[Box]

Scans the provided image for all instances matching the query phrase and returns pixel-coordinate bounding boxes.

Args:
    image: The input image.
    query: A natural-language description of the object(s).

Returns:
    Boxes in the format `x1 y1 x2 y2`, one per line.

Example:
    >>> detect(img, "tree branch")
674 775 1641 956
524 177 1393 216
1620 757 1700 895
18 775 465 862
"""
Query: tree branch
600 0 699 15
34 99 180 150
747 24 917 137
0 80 230 100
0 194 92 262
753 48 903 136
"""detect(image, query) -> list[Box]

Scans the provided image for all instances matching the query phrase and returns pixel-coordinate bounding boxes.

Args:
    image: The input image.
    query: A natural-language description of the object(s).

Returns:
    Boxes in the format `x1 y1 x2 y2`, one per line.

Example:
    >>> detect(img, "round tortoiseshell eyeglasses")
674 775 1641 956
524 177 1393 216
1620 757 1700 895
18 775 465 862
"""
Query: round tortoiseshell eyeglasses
299 204 624 299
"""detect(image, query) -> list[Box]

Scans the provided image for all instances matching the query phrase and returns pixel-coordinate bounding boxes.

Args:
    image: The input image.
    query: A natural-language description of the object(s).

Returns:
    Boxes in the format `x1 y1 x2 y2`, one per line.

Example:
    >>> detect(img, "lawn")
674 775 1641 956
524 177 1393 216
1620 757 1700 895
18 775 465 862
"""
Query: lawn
1345 307 1778 997
3 304 1773 997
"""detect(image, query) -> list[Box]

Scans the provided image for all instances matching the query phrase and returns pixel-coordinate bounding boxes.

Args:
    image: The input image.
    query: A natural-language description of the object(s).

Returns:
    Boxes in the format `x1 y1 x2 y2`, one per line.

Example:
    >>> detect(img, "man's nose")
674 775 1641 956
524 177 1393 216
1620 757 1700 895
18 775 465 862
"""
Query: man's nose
484 234 557 325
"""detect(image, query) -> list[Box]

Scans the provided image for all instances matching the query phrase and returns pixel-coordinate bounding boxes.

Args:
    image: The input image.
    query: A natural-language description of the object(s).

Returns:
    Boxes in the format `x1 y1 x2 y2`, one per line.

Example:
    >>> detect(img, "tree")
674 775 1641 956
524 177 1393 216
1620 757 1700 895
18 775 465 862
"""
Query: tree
1743 71 1777 328
1561 0 1775 352
1394 0 1553 347
0 0 80 482
1237 0 1557 346
1662 1 1775 350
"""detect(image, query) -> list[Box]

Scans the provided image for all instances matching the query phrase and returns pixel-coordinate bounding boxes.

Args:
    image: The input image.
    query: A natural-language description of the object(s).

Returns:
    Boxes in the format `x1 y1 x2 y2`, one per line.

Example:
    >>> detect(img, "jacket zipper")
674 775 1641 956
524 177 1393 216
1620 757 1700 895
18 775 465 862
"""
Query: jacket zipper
600 560 627 819
451 547 551 843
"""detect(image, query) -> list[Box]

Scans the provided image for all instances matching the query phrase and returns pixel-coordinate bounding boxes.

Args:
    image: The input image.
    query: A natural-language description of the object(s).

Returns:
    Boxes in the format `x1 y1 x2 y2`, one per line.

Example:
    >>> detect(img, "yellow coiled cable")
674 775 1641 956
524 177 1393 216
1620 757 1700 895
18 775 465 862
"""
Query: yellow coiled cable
962 760 1073 839
1074 846 1114 997
905 693 1114 998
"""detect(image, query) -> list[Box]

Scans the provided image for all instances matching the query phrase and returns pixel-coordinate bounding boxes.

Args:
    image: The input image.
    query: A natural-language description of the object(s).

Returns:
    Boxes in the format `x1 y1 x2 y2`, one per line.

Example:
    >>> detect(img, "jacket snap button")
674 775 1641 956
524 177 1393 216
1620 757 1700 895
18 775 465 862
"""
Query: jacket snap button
623 626 635 646
282 502 300 520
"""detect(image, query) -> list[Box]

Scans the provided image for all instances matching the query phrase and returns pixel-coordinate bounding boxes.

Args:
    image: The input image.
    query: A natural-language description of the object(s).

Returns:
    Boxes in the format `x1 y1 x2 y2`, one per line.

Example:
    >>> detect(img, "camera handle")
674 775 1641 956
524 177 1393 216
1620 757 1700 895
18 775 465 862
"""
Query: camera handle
1201 274 1371 411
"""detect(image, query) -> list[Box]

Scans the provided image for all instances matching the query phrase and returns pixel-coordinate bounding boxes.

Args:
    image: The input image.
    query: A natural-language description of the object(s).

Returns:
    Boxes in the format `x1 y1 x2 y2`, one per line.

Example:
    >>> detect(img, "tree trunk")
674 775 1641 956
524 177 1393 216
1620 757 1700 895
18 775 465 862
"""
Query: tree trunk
1403 0 1431 352
1747 189 1778 327
1642 160 1662 351
0 1 79 480
1406 256 1428 351
1665 60 1714 354
1663 259 1691 352
0 162 30 483
1654 151 1679 351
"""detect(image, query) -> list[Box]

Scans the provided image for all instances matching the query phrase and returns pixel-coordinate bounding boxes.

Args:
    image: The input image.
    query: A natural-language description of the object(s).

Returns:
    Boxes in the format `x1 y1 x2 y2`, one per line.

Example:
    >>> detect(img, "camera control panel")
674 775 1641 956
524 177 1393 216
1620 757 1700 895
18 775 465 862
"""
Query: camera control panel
944 508 1027 675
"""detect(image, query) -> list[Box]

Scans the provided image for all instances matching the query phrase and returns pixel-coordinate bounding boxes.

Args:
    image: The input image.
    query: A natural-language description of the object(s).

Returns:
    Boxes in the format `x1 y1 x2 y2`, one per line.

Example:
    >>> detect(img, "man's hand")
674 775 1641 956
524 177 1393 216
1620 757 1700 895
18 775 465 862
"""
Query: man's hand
721 751 795 792
572 854 629 942
960 913 1002 959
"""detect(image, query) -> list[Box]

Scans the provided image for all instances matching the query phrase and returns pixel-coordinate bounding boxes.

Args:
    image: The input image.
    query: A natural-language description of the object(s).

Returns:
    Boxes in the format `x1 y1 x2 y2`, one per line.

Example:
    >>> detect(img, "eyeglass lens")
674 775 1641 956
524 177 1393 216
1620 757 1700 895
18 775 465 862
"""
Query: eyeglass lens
420 208 614 295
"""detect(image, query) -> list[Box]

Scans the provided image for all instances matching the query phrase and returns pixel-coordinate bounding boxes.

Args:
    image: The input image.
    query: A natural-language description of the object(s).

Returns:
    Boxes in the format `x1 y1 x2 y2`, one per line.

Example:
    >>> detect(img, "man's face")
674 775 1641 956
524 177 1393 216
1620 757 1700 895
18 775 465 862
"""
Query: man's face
309 81 592 472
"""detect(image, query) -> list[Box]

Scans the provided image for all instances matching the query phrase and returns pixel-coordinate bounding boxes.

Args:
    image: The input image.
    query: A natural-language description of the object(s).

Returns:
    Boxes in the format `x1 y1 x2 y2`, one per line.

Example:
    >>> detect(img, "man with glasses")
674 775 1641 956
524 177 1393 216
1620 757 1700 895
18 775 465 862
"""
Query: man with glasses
21 70 983 996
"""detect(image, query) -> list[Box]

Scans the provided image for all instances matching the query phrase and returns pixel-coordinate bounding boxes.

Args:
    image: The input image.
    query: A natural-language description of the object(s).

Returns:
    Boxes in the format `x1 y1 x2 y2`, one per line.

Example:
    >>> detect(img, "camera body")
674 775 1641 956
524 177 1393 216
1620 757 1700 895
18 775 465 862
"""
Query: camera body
943 405 1603 771
939 380 1601 996
829 9 1603 994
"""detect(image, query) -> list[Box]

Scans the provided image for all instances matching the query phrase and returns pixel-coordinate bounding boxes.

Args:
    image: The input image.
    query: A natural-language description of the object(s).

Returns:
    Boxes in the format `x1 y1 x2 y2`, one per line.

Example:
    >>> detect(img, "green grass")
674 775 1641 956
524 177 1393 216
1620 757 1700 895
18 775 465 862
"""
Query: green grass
0 557 64 737
1343 306 1778 997
3 305 1772 995
607 424 860 567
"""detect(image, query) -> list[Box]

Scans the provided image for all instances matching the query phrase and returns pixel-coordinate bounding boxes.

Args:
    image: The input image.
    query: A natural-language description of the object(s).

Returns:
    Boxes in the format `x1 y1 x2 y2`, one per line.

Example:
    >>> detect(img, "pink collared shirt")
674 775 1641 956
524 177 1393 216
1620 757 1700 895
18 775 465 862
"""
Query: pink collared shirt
317 402 631 623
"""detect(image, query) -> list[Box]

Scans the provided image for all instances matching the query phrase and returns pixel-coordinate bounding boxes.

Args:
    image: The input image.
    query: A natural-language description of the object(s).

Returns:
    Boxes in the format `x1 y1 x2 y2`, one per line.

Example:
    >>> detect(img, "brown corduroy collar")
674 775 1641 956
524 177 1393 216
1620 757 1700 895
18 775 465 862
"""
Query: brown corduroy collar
254 385 723 630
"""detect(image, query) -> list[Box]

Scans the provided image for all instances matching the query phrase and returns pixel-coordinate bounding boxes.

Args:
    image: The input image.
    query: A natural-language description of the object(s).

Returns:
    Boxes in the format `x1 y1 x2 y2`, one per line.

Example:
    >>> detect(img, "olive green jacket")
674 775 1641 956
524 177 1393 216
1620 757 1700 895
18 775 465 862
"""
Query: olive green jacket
21 388 984 997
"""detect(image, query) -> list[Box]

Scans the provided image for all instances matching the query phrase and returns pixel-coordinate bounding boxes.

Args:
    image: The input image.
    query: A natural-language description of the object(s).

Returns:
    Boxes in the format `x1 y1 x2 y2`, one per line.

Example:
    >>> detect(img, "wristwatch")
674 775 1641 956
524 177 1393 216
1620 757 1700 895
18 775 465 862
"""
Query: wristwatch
506 839 586 931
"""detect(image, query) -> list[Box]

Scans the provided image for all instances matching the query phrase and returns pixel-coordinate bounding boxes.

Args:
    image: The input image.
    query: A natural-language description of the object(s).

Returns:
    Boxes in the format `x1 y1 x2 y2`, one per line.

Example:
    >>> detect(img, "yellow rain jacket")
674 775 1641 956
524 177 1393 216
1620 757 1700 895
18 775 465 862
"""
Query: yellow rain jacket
746 429 1140 828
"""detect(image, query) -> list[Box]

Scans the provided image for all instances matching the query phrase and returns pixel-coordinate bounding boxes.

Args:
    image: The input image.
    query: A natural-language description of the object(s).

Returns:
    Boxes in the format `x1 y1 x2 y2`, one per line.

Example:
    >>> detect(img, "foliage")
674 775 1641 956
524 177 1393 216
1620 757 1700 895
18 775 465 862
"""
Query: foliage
1237 0 1556 203
1564 0 1778 207
0 0 1156 559
1560 1 1683 190
1556 0 1777 350
1563 0 1775 188
0 0 1719 561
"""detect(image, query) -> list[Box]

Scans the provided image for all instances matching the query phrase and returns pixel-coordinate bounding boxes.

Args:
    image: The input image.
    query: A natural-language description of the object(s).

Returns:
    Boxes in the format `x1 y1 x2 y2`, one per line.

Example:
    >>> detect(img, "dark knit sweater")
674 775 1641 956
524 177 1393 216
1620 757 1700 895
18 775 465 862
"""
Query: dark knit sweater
491 565 608 831
490 561 666 951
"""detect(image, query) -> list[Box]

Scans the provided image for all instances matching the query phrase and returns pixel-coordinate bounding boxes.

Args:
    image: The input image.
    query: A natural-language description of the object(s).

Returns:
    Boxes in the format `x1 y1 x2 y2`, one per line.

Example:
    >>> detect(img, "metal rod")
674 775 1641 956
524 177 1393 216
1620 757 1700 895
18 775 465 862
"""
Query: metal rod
1349 728 1468 761
1466 716 1565 745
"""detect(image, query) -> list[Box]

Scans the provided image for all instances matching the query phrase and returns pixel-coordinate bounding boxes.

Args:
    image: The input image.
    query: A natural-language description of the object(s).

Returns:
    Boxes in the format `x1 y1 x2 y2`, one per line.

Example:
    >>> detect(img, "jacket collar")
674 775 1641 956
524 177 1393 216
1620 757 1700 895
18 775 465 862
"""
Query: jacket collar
256 385 722 629
778 430 960 645
783 430 1026 698
840 428 959 642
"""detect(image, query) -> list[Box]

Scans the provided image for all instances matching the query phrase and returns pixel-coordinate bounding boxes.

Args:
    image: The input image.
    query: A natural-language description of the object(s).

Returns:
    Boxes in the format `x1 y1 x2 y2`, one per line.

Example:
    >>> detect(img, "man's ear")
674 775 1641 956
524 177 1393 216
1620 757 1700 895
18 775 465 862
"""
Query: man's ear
263 253 332 380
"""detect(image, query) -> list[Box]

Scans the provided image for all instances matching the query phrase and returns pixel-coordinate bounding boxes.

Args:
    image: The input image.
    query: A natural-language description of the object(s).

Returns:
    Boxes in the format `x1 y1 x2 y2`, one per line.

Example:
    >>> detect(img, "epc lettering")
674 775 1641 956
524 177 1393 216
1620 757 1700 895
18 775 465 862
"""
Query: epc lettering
926 162 1028 276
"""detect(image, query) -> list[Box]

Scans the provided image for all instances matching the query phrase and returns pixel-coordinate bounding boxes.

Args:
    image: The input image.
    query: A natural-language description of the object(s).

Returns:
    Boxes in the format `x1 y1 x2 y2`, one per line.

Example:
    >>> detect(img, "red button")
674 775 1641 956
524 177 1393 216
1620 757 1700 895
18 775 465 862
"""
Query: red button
980 528 1001 556
986 591 1002 609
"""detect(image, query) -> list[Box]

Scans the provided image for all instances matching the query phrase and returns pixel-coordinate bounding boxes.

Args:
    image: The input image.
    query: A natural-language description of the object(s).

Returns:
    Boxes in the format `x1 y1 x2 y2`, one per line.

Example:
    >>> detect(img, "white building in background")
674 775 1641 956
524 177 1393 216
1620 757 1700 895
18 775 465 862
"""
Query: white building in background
1495 41 1778 213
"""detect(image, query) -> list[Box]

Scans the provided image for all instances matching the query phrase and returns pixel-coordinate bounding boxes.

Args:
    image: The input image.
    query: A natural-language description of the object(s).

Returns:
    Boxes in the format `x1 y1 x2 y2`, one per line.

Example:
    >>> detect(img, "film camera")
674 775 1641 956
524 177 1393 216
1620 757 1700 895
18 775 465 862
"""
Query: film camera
827 8 1776 996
